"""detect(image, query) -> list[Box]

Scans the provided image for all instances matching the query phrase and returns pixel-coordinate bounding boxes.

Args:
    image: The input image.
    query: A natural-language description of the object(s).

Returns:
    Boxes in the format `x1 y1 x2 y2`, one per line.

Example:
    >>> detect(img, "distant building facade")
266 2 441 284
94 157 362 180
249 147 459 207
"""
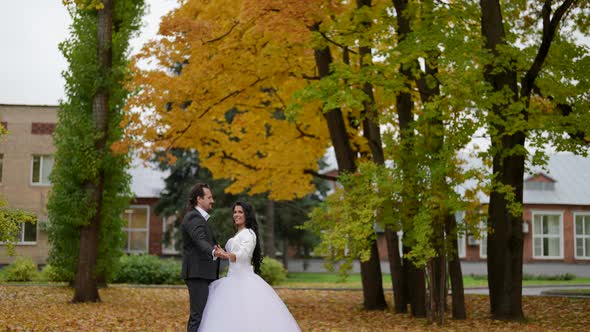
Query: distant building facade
0 104 170 264
373 153 590 264
323 147 590 265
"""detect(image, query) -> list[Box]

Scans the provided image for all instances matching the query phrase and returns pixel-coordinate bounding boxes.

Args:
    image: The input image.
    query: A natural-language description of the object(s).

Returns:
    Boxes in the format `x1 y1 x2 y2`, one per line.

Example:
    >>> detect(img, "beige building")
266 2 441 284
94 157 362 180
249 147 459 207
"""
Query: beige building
0 104 57 263
0 104 170 265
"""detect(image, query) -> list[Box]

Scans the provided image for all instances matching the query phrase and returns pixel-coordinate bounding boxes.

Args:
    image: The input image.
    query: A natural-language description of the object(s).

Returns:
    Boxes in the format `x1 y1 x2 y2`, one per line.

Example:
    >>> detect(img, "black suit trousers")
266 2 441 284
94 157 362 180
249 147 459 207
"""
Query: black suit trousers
185 278 212 332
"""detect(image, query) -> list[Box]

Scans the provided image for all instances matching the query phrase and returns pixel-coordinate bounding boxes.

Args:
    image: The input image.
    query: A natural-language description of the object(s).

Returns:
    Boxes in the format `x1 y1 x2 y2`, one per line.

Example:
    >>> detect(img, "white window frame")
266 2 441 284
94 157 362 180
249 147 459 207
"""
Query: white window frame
0 222 37 245
454 211 467 259
122 205 150 254
162 215 180 255
531 210 564 259
457 233 467 259
479 220 488 259
30 155 53 186
0 153 4 184
573 212 590 260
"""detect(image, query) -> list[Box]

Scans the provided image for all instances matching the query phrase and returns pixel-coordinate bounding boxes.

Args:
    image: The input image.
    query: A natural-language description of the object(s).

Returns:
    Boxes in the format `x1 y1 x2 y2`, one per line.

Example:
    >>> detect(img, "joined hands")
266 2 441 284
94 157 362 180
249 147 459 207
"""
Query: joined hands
214 245 231 260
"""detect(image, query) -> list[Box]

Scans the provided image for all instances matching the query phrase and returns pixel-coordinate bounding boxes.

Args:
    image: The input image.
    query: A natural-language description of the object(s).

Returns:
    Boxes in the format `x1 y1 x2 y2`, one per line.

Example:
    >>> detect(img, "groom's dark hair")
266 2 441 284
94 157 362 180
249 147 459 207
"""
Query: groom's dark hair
185 182 210 214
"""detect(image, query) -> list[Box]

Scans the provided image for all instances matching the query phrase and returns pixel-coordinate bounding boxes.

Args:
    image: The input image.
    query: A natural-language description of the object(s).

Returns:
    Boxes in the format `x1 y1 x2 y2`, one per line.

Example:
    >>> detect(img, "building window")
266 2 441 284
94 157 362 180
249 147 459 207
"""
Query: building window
31 122 56 135
574 213 590 259
0 222 37 244
162 215 180 254
524 181 555 191
19 222 37 243
454 212 466 258
532 212 563 259
0 153 3 183
31 155 54 185
122 206 149 254
457 233 466 259
479 223 487 259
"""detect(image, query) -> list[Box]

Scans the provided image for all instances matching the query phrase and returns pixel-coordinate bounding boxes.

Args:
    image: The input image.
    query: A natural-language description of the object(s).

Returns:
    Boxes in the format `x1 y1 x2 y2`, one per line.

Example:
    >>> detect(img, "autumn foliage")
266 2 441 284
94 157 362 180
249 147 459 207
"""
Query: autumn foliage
124 0 342 199
1 286 589 331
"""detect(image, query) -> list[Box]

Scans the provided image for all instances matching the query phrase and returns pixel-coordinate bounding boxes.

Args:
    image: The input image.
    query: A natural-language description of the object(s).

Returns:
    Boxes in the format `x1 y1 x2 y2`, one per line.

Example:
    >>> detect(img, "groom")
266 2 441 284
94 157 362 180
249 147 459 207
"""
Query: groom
181 183 228 332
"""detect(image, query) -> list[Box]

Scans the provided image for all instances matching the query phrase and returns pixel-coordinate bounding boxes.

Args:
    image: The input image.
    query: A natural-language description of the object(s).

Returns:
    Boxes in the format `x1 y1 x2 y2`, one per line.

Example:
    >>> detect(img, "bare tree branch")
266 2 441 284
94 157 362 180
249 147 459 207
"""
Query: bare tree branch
304 169 338 181
203 21 239 44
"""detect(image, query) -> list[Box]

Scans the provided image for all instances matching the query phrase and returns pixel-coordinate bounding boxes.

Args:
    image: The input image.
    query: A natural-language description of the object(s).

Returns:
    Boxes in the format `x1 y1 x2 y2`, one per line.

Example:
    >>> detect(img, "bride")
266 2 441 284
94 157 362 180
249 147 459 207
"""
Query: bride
198 201 301 332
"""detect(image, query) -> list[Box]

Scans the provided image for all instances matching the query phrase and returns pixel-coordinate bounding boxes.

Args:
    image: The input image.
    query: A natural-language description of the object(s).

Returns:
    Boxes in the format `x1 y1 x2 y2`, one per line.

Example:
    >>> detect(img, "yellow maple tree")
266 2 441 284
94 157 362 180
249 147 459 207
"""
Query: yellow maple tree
123 0 345 199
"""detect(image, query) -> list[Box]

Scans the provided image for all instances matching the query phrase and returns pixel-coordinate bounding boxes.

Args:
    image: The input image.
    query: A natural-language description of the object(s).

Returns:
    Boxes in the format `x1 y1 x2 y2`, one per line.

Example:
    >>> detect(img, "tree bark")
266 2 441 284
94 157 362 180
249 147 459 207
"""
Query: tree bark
429 226 446 325
385 228 406 312
264 199 276 259
282 238 289 270
487 142 525 320
73 0 112 303
480 0 524 320
404 251 426 317
446 214 466 319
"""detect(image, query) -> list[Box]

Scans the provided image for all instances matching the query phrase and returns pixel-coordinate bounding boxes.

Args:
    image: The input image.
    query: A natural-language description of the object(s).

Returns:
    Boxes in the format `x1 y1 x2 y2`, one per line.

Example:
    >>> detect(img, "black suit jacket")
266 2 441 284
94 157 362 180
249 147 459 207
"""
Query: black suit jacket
180 209 220 280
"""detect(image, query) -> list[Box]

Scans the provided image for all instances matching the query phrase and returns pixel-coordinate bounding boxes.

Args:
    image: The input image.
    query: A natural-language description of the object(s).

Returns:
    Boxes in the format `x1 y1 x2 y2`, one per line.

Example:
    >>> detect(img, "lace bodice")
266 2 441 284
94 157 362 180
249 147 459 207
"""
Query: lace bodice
225 228 256 275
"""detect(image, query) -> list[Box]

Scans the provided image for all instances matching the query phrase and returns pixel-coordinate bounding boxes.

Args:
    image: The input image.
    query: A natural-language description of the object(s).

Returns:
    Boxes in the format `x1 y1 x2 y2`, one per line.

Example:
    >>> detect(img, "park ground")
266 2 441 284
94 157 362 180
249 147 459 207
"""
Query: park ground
1 285 589 331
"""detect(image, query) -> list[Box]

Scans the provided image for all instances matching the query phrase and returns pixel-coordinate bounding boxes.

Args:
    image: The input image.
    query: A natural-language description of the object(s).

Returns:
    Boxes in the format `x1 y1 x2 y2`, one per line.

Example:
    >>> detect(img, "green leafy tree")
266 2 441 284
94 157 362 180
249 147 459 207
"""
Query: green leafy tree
477 0 589 320
47 0 144 302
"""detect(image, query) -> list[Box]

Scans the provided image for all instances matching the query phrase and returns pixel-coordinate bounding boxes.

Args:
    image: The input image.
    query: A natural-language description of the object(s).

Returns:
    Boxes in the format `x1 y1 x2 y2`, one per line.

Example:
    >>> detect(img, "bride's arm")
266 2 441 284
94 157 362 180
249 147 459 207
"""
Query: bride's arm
228 230 256 263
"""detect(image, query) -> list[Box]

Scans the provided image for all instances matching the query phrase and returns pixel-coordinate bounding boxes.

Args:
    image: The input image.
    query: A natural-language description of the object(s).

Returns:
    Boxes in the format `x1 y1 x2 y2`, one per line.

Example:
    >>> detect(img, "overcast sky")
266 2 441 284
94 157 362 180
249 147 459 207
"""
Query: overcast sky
1 1 587 107
0 0 178 105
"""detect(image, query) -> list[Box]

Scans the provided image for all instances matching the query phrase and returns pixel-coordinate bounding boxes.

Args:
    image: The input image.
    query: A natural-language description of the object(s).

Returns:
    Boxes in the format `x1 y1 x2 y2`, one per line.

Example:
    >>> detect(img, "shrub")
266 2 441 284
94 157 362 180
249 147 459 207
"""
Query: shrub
1 256 38 282
37 264 74 283
112 254 182 285
523 273 576 281
259 257 286 285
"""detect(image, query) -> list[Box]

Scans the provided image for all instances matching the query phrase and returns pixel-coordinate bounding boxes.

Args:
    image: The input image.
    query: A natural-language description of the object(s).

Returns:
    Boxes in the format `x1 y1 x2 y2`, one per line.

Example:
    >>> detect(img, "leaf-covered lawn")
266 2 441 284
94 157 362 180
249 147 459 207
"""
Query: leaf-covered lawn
282 272 590 289
1 285 589 331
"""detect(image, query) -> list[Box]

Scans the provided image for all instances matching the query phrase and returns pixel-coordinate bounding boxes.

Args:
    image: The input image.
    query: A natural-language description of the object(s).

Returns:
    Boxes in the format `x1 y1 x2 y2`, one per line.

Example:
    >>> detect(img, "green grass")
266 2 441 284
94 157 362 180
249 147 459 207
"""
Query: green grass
543 288 590 294
281 272 590 288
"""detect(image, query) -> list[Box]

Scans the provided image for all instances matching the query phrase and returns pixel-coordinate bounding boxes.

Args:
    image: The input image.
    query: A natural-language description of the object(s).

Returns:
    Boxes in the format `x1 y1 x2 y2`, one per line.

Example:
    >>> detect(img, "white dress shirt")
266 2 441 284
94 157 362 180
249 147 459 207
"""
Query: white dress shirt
195 206 217 260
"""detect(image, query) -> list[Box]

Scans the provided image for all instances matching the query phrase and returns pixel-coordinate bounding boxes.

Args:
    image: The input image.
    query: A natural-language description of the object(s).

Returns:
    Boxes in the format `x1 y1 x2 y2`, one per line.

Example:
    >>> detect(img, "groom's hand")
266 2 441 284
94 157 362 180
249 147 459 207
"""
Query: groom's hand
214 245 229 259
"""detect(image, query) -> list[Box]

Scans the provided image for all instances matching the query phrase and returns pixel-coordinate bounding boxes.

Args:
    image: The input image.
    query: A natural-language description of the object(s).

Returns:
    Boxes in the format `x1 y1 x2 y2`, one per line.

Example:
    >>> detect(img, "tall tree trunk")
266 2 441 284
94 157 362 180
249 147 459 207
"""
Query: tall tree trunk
264 199 276 259
482 0 575 316
429 225 446 325
73 0 112 303
311 23 386 310
404 252 426 317
357 0 392 312
282 238 289 271
480 0 524 320
487 144 525 320
391 0 427 317
385 227 406 312
480 0 575 319
446 214 466 319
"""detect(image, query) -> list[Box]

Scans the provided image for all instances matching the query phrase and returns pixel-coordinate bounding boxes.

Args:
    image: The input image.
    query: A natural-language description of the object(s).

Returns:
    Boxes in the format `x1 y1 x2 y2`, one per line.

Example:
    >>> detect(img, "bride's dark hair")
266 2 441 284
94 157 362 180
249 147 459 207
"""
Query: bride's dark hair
233 201 263 275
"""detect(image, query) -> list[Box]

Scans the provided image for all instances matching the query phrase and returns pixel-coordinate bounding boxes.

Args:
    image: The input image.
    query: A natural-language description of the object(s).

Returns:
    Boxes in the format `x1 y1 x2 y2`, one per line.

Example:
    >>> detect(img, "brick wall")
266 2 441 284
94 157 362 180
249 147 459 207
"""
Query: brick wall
31 122 56 135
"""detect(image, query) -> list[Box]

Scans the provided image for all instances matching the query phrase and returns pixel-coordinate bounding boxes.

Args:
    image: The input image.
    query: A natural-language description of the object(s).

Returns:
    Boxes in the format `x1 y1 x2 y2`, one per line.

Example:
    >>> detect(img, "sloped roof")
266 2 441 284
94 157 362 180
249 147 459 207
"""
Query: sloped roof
523 153 590 205
524 172 556 183
128 158 169 198
458 152 590 206
325 147 590 206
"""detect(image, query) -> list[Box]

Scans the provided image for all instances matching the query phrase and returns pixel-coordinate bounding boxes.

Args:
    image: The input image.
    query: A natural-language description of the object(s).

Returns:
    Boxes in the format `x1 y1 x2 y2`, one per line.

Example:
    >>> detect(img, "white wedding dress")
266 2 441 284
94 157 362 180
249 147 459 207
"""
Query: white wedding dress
198 228 301 332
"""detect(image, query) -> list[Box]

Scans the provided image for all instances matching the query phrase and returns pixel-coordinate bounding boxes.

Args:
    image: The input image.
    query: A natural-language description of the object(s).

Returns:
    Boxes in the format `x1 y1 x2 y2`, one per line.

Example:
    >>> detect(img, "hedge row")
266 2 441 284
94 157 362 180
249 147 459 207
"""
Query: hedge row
0 255 287 286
